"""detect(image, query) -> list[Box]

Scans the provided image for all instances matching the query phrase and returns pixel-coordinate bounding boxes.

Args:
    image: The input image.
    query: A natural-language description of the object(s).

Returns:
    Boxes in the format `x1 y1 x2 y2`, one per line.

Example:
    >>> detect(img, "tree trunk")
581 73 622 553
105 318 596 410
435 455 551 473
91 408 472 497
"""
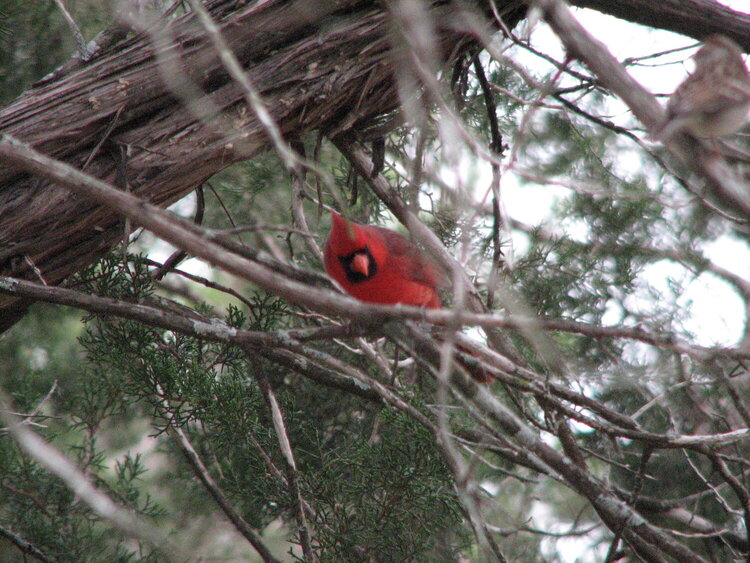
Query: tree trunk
0 0 747 331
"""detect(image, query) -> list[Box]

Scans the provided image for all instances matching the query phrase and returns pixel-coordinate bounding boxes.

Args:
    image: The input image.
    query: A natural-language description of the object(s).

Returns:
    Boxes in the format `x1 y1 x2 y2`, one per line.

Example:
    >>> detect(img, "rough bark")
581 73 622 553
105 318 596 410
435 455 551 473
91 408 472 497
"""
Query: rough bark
0 0 748 331
0 0 506 330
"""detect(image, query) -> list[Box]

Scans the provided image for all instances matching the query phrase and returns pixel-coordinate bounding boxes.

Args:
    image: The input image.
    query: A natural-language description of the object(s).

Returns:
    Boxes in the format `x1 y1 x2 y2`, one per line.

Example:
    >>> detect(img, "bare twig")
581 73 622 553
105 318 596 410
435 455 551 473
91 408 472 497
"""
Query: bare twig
161 393 281 563
535 0 750 220
152 186 205 280
255 374 315 561
53 0 92 60
0 524 54 563
183 0 297 171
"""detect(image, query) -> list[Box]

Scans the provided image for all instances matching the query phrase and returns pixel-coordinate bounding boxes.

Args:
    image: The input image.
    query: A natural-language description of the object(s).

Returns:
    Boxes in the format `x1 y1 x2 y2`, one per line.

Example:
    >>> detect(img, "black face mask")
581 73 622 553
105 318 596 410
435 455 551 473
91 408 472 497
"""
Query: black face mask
339 247 377 283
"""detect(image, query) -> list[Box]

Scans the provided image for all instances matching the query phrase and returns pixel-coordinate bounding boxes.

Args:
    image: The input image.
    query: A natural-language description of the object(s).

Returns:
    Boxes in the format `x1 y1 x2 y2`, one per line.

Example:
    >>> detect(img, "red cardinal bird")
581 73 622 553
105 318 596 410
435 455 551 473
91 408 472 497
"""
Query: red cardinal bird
324 211 444 308
324 211 491 382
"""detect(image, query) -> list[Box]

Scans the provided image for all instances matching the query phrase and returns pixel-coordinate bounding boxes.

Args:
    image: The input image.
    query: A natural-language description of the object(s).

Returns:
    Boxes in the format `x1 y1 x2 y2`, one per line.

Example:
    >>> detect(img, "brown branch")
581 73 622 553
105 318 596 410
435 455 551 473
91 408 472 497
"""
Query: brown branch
0 524 54 563
0 134 365 317
145 258 258 311
0 0 503 333
707 451 750 557
10 135 738 368
152 186 205 280
569 0 750 50
289 141 324 262
256 346 382 403
442 351 710 561
52 0 91 61
255 374 315 561
0 274 381 403
629 499 748 552
472 54 506 310
164 405 281 563
421 327 750 450
24 267 507 443
713 362 750 430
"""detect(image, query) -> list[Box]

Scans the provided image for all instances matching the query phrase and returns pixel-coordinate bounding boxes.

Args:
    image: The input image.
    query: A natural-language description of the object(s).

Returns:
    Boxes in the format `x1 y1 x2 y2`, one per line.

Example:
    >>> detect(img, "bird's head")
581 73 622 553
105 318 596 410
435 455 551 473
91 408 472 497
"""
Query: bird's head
328 211 378 281
694 35 745 71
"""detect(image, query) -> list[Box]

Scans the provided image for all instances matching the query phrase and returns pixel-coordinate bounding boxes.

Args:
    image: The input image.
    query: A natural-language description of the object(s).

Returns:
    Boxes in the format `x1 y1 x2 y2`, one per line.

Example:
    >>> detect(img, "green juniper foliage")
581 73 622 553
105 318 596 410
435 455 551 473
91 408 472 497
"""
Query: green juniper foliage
60 252 464 561
0 0 111 102
2 246 469 561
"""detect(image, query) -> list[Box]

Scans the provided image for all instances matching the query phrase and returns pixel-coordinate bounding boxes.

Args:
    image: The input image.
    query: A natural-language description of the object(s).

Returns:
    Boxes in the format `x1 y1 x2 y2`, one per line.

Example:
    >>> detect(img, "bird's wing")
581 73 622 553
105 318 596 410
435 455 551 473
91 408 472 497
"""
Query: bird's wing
669 78 750 117
375 227 449 288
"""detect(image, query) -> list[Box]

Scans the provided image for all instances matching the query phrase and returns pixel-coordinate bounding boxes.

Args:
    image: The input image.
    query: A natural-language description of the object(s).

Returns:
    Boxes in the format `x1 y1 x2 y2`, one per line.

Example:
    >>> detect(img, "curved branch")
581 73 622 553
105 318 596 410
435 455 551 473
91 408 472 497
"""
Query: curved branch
0 392 183 559
164 404 281 563
570 0 750 50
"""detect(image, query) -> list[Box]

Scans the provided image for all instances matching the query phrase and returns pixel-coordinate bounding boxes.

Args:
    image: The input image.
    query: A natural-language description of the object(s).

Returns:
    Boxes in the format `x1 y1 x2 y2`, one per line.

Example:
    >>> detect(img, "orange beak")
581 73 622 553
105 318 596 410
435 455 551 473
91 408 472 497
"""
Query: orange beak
351 253 370 277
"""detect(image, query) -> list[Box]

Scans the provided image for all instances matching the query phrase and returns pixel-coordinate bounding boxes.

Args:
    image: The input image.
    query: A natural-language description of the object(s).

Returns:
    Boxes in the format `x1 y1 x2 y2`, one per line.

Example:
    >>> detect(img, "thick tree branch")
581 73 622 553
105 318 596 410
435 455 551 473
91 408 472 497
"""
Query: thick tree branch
0 0 503 331
255 374 315 561
569 0 750 50
2 272 746 561
1 0 749 334
14 270 750 454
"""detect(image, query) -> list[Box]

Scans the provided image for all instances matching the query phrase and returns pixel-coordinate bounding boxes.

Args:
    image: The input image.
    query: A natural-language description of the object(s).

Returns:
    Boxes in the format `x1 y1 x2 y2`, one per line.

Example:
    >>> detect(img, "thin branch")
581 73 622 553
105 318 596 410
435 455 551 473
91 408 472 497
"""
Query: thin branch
7 133 742 368
410 329 709 561
52 0 92 60
145 258 258 311
217 224 319 238
3 270 749 446
707 451 750 560
712 361 750 429
0 524 54 563
152 185 205 280
512 219 750 298
184 0 297 171
161 396 281 563
289 142 324 262
472 54 508 307
255 374 315 561
0 134 361 317
634 503 748 552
